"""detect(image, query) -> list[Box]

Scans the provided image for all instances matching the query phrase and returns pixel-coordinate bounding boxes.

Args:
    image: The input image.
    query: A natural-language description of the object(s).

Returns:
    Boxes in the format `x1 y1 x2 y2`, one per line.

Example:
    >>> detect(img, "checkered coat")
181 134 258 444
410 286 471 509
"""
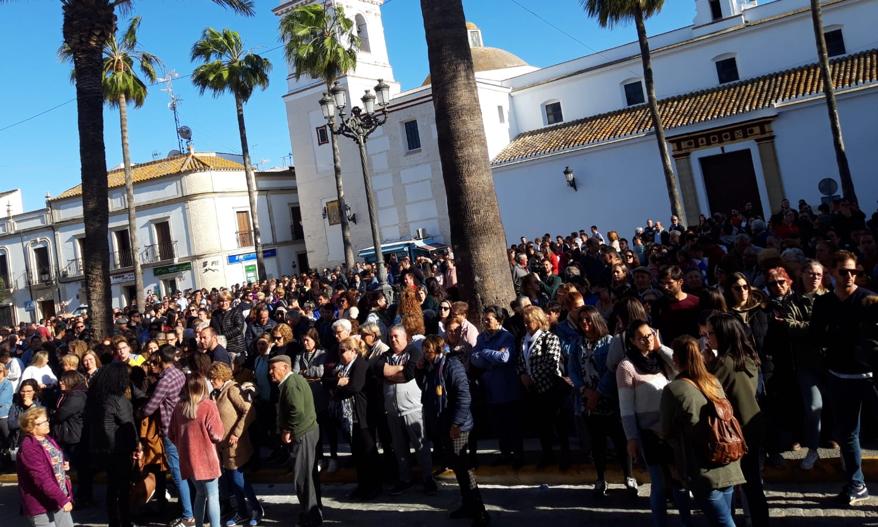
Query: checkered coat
517 331 564 394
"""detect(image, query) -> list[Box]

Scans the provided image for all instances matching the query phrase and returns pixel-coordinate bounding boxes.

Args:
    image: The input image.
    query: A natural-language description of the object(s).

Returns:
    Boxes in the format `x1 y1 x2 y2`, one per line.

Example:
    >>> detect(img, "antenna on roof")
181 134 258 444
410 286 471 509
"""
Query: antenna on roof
158 70 186 153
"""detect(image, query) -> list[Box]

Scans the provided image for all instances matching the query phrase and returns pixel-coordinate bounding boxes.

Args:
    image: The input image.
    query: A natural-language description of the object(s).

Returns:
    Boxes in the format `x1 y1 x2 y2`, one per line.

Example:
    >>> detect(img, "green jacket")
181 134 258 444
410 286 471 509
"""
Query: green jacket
712 354 764 446
277 373 318 440
660 379 746 492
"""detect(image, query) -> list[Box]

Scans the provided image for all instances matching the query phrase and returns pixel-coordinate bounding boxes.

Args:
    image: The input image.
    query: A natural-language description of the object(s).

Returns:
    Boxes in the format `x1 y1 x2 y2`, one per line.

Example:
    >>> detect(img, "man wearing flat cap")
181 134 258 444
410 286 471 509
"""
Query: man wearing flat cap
270 355 322 526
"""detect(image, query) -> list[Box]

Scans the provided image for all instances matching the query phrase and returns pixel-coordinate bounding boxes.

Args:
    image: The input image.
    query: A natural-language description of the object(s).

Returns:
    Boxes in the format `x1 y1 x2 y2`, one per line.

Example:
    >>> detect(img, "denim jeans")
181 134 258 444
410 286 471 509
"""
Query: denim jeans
797 368 824 450
222 467 259 516
645 463 692 527
696 487 736 527
830 374 878 488
163 436 193 520
193 478 221 527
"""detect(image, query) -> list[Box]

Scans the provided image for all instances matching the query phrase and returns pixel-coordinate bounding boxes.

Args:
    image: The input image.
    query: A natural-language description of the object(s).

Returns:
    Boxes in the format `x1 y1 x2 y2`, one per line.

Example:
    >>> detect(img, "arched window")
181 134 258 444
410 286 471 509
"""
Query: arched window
355 14 370 53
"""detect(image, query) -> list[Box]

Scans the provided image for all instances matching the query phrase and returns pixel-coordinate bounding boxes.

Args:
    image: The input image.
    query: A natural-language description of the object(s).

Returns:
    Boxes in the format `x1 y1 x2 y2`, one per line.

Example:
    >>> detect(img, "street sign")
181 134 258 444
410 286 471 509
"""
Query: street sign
227 248 277 264
110 272 135 285
24 300 35 311
154 262 193 276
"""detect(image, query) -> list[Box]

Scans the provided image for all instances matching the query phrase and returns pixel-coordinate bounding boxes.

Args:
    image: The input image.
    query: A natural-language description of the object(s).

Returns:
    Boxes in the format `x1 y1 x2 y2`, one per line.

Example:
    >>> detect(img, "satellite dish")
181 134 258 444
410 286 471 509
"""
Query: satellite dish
177 126 192 141
167 149 182 158
818 178 839 196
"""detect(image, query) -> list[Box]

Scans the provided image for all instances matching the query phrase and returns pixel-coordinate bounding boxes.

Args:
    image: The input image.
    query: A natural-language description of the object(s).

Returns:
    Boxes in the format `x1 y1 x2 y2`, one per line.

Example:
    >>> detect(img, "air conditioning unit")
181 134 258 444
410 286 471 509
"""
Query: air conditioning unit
415 228 427 240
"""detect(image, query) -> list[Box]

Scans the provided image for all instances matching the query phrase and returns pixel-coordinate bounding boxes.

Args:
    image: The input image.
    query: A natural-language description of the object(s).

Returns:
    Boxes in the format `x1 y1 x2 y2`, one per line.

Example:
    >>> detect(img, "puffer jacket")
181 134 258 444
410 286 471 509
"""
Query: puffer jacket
212 305 247 358
765 291 820 372
52 385 87 447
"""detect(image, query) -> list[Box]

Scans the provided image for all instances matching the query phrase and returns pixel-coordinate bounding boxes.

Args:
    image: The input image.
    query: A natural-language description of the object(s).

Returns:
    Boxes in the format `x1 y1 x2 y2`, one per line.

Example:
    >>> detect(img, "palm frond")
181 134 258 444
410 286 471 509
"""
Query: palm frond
190 27 270 102
279 2 359 83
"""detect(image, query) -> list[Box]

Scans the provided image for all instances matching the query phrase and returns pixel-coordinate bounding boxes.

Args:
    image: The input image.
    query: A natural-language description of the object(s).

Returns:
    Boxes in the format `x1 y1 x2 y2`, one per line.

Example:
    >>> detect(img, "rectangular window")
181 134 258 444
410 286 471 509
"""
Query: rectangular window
0 253 9 288
544 102 563 125
316 125 329 145
497 105 505 124
114 229 133 268
709 0 723 20
715 57 739 84
290 205 304 240
404 120 421 151
825 29 846 57
154 221 174 260
623 81 645 106
236 211 254 247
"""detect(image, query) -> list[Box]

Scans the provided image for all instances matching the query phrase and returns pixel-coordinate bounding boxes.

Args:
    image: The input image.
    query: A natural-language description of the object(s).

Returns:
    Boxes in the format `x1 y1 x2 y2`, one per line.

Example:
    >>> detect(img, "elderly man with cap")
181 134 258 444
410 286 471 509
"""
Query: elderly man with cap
270 354 322 526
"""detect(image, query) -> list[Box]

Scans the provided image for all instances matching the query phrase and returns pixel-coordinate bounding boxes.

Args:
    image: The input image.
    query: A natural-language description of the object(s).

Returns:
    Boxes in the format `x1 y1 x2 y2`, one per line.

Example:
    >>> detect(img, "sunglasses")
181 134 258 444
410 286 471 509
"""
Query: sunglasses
838 268 862 277
731 284 750 291
766 280 787 287
273 335 283 341
440 306 451 311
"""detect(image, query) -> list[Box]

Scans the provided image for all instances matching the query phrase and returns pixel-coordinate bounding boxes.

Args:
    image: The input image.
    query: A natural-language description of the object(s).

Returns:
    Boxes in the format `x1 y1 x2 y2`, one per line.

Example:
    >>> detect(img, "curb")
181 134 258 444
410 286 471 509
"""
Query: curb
3 457 874 486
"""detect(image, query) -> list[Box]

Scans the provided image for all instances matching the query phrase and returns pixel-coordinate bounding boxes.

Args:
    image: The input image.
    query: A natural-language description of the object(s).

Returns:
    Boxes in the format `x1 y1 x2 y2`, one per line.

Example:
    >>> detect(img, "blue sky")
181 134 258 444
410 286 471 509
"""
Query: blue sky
0 0 694 212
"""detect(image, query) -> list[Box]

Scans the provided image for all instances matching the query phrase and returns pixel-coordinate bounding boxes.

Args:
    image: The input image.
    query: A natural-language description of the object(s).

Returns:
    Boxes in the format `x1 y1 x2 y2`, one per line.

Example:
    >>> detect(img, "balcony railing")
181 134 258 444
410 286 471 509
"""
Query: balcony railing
142 241 177 264
28 269 55 287
112 250 134 270
61 258 84 278
0 273 10 290
236 230 254 248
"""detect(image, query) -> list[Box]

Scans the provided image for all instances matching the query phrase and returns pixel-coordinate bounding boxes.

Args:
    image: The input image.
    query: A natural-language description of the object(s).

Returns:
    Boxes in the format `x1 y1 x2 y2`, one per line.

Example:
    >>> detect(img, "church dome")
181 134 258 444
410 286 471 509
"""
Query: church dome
421 23 529 86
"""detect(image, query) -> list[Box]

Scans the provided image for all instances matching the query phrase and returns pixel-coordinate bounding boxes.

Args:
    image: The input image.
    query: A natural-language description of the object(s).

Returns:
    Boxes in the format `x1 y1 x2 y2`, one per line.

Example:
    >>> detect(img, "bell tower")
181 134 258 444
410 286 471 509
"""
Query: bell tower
694 0 753 26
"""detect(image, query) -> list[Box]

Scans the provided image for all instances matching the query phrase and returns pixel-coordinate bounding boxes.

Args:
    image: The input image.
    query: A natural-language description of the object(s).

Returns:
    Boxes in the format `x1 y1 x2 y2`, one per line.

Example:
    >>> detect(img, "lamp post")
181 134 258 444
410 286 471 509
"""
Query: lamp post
319 79 392 296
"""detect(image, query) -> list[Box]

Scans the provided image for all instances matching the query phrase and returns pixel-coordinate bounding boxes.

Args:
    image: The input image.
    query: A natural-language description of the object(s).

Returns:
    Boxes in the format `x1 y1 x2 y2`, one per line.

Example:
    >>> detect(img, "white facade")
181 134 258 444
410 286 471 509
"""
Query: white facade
0 155 307 325
278 0 878 265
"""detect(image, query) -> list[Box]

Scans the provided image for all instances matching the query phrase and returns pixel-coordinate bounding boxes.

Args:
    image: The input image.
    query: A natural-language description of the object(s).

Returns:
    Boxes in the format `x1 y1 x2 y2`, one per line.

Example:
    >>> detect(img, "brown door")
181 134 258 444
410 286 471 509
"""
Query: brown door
297 252 309 273
154 221 174 260
236 211 253 247
699 149 763 216
39 300 56 318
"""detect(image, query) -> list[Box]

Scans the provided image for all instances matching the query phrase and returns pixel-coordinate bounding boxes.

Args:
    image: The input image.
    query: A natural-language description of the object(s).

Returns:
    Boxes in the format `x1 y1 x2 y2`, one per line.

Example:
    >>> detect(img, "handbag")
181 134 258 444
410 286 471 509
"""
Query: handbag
129 456 156 509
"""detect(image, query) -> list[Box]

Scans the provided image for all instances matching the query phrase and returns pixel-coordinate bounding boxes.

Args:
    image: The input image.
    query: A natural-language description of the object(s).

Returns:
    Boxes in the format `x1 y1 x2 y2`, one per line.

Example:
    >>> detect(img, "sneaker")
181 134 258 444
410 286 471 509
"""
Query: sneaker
593 479 608 498
840 484 869 506
800 450 819 471
169 517 196 527
226 514 247 527
625 477 639 497
326 458 339 473
249 508 263 527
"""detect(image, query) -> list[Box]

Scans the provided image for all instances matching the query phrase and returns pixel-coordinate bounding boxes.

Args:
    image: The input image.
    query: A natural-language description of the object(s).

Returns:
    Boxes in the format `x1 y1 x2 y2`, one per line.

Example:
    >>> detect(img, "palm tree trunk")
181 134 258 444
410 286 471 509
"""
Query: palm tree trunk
327 81 355 271
810 0 857 205
420 0 516 316
119 94 145 312
634 8 685 224
64 1 115 339
235 94 266 281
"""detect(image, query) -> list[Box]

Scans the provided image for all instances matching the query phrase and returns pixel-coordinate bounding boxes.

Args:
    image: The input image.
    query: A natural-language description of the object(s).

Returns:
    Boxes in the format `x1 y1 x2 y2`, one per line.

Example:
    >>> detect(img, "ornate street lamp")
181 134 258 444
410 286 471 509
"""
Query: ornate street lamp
563 166 578 191
319 79 392 298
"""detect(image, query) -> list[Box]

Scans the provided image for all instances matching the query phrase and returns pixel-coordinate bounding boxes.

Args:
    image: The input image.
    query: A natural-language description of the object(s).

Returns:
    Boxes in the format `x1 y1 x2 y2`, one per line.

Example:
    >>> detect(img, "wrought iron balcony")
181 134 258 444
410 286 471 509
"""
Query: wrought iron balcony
112 250 134 270
236 230 254 248
142 241 177 264
61 258 84 278
28 269 55 287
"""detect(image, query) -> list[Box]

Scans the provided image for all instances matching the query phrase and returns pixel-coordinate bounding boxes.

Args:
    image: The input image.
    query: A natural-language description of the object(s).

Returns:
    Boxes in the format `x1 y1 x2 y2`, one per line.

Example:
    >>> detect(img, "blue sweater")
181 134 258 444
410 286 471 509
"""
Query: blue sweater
470 328 520 405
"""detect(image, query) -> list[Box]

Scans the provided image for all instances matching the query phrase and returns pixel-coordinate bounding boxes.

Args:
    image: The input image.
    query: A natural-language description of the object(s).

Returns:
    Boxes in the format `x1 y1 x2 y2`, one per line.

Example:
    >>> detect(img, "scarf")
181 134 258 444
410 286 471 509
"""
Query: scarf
626 346 663 376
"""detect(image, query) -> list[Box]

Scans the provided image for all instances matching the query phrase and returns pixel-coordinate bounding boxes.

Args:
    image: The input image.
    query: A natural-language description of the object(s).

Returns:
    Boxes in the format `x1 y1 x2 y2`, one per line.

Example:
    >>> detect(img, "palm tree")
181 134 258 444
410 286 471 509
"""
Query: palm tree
809 0 857 204
101 16 159 313
36 0 254 339
420 0 516 314
279 1 358 271
581 0 685 224
191 27 271 280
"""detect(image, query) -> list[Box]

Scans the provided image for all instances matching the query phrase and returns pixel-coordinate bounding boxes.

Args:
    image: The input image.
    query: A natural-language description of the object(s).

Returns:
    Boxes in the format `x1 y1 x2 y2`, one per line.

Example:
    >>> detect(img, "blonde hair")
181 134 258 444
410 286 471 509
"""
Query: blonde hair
30 350 49 368
340 336 367 358
19 406 48 435
81 350 102 370
208 361 233 383
182 376 207 420
273 323 294 342
68 339 88 358
522 305 550 332
61 354 80 371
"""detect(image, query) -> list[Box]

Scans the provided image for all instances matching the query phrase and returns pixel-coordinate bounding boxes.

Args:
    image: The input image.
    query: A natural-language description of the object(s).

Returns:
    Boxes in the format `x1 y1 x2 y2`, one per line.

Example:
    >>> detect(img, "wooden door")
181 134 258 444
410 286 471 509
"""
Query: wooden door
699 149 763 216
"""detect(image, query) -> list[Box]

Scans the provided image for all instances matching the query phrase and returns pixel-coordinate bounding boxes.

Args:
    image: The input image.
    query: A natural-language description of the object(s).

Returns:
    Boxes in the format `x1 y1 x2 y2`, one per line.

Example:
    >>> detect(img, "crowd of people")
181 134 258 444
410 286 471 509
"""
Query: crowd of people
0 195 876 527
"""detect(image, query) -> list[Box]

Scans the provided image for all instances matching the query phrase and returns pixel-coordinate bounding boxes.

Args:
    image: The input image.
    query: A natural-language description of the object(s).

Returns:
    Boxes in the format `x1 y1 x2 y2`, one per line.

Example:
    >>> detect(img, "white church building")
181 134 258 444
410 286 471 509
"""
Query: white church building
276 0 878 269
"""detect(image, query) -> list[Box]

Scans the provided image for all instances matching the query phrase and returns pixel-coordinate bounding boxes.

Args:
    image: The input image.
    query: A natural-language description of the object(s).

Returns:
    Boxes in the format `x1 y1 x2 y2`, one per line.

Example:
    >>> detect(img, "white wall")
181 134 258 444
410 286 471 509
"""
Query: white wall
492 138 672 245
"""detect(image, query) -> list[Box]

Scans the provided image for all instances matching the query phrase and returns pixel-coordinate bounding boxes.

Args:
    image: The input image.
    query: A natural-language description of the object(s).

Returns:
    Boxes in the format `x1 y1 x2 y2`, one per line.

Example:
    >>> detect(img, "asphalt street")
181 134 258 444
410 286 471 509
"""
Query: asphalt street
1 481 877 527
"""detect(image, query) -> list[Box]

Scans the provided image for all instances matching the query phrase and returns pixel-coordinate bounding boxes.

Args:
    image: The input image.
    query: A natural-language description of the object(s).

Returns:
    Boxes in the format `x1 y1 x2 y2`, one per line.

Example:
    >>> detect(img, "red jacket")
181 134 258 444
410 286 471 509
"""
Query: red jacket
17 435 72 517
169 399 224 481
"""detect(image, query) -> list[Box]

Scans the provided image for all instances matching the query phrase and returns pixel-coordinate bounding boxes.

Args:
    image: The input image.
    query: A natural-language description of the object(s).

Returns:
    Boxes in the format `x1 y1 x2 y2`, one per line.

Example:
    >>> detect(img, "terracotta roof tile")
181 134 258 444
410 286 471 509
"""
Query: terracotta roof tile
51 153 244 201
493 49 878 165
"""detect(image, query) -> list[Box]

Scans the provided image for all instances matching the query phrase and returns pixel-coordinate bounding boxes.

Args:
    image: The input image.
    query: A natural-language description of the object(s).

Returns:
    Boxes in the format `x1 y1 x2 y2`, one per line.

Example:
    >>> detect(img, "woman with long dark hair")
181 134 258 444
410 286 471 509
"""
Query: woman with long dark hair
617 320 688 527
87 362 138 527
662 336 745 527
707 313 769 527
574 306 636 497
